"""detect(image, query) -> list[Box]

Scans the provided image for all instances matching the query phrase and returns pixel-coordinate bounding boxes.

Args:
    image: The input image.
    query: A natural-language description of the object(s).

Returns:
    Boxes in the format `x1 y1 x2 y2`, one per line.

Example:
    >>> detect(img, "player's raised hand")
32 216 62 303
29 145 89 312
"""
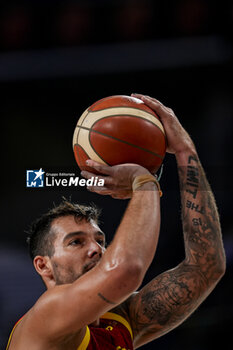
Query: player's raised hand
81 160 150 199
131 94 195 155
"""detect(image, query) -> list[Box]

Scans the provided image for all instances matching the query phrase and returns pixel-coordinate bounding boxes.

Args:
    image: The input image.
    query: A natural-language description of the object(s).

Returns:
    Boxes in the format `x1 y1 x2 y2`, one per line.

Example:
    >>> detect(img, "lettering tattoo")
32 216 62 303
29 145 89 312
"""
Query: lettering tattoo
185 156 199 199
186 187 198 199
186 200 205 214
124 152 225 345
182 153 224 280
188 155 198 163
192 218 202 226
186 166 199 187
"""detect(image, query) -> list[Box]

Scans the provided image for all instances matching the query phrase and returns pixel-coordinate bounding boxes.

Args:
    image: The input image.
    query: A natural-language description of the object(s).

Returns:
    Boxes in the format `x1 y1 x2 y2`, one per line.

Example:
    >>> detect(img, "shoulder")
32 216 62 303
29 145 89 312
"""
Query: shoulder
7 286 83 348
7 308 85 350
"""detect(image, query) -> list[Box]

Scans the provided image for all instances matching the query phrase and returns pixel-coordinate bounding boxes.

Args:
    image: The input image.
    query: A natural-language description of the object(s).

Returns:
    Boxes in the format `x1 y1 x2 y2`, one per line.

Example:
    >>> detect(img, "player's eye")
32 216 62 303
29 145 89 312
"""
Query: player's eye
69 239 82 246
96 239 105 247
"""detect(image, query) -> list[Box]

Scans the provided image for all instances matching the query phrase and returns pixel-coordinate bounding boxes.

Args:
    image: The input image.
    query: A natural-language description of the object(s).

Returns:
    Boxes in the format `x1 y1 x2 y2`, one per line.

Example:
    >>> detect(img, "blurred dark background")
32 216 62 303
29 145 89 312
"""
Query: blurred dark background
0 0 233 349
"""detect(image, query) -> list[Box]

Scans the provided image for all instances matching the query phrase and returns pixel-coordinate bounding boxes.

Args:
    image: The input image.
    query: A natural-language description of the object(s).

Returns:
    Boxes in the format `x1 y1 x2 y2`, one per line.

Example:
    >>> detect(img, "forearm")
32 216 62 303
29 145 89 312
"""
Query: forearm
122 95 226 347
81 160 161 303
127 152 226 345
101 182 160 278
176 147 226 282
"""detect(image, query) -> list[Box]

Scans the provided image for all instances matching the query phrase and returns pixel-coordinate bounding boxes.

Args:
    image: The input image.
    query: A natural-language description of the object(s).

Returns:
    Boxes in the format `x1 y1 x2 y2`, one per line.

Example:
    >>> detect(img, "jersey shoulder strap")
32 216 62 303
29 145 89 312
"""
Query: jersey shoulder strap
6 317 24 350
101 312 133 340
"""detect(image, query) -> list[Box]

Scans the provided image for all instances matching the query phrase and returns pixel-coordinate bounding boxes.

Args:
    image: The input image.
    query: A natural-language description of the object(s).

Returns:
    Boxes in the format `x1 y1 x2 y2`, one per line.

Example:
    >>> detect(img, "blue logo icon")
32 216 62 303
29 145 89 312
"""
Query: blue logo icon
26 169 45 187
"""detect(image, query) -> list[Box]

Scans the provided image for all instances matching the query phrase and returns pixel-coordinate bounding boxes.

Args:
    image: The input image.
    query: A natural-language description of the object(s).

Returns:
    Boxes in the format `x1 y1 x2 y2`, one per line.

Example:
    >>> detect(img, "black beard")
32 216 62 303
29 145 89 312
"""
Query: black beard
51 259 100 285
52 261 82 285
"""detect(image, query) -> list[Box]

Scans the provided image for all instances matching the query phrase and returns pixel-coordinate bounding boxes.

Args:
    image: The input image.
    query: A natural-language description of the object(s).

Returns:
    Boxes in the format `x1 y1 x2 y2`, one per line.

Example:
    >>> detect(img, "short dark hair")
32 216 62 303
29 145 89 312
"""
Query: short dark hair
26 198 101 260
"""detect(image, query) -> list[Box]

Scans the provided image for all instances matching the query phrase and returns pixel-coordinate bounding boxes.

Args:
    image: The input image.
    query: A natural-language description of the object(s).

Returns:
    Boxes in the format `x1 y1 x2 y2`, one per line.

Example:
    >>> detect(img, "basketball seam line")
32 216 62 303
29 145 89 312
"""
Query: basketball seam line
89 113 164 135
75 109 88 160
76 125 164 160
88 133 111 166
89 106 160 122
75 143 110 166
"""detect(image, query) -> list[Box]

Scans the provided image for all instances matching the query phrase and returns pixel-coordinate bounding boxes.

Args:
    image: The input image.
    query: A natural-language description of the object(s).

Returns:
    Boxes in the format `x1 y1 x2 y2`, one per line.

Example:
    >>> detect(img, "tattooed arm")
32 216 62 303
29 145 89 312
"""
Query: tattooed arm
121 94 226 348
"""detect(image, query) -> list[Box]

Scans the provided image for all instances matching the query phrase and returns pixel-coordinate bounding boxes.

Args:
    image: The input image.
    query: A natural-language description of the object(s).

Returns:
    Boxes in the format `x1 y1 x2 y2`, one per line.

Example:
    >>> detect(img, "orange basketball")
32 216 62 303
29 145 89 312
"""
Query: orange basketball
73 95 166 174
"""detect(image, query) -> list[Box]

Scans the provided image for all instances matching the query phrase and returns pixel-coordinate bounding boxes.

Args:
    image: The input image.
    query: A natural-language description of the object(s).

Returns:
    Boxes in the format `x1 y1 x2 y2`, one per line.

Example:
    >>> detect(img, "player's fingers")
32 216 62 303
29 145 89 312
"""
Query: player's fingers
131 93 160 104
131 93 144 99
131 93 166 116
81 170 96 179
81 170 113 186
131 93 165 107
85 160 113 175
140 96 174 121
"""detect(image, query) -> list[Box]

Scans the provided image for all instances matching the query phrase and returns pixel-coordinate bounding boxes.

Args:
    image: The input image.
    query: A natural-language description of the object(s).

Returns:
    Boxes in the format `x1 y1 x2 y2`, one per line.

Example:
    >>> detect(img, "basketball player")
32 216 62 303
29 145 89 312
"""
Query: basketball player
7 94 226 350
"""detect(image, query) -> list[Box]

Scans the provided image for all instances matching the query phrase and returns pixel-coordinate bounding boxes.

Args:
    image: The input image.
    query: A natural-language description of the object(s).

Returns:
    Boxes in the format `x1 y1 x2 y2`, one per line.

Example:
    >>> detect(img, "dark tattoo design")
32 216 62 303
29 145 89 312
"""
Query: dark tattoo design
186 165 199 199
188 155 198 164
128 264 206 341
186 200 205 214
98 293 117 305
123 152 225 345
185 156 199 199
182 155 225 281
192 218 202 226
186 187 198 199
186 166 199 187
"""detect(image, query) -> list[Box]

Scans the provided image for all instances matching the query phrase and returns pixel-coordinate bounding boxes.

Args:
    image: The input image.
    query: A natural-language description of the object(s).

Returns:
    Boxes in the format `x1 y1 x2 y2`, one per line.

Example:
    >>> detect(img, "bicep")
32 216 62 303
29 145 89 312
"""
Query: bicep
29 264 139 340
128 262 213 348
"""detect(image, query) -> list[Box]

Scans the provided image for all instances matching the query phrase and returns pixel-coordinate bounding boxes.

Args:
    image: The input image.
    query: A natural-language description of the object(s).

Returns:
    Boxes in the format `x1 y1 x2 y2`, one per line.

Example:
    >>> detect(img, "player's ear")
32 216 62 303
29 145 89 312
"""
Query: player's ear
33 256 54 286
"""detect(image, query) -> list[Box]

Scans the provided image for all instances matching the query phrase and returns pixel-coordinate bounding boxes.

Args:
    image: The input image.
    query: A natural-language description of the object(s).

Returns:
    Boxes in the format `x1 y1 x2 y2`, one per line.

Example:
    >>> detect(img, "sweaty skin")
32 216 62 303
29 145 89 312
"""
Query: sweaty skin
7 94 225 350
8 164 160 350
82 94 225 348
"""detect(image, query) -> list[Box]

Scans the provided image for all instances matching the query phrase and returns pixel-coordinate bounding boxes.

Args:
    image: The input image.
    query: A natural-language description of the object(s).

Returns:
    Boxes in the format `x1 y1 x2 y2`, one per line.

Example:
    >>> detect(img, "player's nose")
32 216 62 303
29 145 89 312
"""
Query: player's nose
87 240 103 259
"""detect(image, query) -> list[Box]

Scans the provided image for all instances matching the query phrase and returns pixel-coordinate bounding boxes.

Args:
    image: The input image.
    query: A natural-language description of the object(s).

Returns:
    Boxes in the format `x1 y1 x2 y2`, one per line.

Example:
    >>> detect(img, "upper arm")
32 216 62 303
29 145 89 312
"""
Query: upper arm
27 262 141 341
125 261 217 349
